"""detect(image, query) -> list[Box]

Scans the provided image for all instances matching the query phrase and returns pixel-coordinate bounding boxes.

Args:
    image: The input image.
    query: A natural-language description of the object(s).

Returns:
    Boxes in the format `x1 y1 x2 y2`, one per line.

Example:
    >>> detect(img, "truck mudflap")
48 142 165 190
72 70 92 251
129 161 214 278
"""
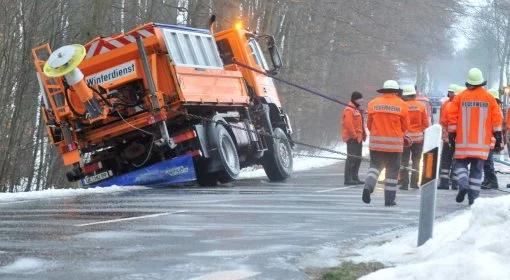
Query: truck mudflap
82 154 197 187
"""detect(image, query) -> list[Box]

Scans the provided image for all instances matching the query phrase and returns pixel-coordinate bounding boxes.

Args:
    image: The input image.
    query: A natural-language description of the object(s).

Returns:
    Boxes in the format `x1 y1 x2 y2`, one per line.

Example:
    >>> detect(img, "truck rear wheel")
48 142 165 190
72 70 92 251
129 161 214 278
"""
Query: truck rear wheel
216 124 240 183
262 127 293 181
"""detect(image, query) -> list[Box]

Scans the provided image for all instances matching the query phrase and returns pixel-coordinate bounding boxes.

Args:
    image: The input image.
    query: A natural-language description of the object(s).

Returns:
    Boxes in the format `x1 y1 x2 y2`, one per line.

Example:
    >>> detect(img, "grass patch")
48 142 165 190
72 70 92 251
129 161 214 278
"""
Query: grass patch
319 261 385 280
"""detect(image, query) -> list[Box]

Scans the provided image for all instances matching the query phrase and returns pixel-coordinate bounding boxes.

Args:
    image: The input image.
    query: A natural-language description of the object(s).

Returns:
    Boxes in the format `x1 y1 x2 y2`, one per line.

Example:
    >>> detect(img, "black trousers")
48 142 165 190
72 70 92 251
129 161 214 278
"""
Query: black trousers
399 142 423 188
439 142 456 188
483 150 498 186
344 139 362 183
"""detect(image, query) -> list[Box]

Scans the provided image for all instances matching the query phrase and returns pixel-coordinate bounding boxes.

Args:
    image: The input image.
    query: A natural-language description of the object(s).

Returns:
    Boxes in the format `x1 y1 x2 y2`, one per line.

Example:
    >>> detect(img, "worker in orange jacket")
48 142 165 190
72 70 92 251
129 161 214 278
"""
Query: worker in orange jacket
363 80 409 206
481 90 503 190
342 91 367 185
438 84 460 190
448 68 503 205
398 85 430 190
507 106 510 189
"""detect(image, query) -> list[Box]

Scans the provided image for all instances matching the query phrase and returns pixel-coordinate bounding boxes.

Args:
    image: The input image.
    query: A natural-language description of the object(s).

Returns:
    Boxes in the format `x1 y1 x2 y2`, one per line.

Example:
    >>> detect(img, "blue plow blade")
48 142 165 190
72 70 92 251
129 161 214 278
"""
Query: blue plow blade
82 154 197 188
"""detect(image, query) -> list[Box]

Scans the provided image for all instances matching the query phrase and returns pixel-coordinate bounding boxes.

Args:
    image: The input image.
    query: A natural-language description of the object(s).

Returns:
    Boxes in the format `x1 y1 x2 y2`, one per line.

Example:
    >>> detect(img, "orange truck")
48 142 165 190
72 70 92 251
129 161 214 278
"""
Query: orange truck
32 21 293 187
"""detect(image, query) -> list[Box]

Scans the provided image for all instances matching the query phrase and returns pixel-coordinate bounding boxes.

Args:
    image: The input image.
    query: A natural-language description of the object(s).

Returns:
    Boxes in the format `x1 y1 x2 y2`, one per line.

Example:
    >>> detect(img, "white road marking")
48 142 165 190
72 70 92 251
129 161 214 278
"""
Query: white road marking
316 185 360 193
74 211 186 227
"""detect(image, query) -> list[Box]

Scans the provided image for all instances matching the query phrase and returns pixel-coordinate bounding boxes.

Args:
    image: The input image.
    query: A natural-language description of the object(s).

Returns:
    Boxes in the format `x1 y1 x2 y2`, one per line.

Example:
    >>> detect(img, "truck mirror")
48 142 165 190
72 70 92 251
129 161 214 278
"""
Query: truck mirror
268 44 282 74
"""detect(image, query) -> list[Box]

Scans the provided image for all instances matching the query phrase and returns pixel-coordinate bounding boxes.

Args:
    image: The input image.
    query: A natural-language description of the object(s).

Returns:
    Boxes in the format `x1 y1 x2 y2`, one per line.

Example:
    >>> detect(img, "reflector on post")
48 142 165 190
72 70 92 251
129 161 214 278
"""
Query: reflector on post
418 124 442 247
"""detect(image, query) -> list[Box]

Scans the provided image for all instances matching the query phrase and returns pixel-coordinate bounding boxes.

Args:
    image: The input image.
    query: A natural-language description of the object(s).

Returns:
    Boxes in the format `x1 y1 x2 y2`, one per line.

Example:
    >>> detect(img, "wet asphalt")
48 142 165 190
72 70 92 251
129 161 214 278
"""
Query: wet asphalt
0 162 506 280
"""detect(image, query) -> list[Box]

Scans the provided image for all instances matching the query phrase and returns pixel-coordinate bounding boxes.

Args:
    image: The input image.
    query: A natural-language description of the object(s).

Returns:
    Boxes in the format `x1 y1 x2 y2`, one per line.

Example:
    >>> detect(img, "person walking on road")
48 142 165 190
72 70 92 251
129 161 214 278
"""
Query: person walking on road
481 89 504 190
438 84 460 190
448 68 503 205
342 91 367 185
362 80 409 206
398 85 430 190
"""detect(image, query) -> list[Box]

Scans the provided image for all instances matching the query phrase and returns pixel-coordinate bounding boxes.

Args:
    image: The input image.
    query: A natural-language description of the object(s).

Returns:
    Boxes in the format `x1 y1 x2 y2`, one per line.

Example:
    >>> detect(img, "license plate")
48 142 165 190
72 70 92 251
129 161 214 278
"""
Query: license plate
83 170 112 185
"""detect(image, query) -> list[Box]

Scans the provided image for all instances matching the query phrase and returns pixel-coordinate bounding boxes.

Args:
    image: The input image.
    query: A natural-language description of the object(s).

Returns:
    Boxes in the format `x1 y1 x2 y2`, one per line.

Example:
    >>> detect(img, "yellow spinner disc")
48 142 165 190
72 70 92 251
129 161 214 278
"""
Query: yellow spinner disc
43 44 86 78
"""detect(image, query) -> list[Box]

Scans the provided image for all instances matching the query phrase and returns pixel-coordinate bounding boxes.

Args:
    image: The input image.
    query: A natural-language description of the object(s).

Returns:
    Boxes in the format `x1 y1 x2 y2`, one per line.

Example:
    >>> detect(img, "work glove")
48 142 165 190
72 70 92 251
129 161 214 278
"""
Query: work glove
403 136 412 147
494 131 504 153
448 133 456 149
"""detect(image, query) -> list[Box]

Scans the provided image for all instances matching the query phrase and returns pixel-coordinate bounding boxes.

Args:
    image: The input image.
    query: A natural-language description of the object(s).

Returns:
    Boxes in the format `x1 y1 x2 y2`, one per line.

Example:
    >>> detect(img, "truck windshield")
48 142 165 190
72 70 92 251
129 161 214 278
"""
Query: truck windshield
248 39 270 71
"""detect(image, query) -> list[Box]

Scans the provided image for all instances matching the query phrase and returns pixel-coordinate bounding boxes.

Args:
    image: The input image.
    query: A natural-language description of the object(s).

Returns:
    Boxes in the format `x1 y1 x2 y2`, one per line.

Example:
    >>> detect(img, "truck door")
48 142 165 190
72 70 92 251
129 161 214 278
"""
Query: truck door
216 32 282 107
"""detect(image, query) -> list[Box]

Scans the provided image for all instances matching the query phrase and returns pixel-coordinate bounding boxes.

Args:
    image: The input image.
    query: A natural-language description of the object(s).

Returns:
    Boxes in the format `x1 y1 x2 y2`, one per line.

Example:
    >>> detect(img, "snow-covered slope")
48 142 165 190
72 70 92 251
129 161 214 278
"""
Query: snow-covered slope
239 143 355 179
352 195 510 280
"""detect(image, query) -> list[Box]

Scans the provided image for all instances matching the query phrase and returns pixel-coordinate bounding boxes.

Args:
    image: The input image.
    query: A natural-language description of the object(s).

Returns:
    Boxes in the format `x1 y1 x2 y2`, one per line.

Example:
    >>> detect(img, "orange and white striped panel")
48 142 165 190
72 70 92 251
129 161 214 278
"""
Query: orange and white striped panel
85 26 155 59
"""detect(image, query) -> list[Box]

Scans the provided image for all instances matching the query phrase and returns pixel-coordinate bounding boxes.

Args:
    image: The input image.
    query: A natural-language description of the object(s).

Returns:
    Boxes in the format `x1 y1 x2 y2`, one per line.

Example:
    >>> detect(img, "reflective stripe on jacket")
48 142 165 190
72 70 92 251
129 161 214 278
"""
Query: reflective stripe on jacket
367 94 409 153
447 87 503 160
404 99 430 143
342 102 364 143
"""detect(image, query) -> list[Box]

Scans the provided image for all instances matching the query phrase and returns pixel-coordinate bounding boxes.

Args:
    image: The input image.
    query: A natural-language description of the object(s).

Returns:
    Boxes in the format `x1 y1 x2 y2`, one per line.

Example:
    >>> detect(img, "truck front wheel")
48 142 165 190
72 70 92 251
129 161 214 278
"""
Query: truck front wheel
262 128 293 181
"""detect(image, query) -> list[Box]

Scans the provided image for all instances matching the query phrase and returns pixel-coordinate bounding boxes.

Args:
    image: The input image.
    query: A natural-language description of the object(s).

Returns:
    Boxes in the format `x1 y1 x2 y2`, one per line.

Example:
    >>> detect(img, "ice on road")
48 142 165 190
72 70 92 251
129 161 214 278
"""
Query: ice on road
351 195 510 280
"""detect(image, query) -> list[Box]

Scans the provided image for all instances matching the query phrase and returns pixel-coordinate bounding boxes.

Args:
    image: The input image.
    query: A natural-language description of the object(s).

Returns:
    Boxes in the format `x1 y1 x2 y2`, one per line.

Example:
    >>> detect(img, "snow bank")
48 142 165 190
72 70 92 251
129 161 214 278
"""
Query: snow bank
0 185 146 202
350 195 510 280
239 143 363 179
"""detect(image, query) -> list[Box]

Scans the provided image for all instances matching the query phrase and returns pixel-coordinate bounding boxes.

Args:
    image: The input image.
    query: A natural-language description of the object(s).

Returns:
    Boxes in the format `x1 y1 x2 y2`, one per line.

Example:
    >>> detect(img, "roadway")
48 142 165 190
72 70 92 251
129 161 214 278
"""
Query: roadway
0 162 505 279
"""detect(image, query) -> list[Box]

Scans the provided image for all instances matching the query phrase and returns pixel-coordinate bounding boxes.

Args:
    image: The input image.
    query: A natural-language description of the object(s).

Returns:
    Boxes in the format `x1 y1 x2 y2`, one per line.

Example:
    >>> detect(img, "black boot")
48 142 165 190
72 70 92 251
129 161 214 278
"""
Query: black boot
353 175 364 185
481 181 498 190
344 171 357 185
468 189 479 205
362 188 371 204
481 178 488 188
456 188 467 203
384 190 396 206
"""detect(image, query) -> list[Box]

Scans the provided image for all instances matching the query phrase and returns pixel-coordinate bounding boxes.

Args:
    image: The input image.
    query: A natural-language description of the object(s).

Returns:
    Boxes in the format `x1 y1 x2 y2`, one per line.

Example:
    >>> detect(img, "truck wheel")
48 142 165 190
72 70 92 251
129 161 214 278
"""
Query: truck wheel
262 127 293 181
216 124 240 182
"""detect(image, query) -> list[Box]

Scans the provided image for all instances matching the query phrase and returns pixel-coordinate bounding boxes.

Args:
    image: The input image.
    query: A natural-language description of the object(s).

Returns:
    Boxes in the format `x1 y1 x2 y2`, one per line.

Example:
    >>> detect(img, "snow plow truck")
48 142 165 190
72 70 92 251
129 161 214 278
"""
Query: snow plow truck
31 20 293 187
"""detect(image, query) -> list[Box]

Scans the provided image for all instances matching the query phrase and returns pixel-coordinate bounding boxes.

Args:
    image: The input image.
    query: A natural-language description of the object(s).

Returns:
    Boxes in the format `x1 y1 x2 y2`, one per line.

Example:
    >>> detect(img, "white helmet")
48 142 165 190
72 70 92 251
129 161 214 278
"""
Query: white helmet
377 80 400 93
402 85 417 96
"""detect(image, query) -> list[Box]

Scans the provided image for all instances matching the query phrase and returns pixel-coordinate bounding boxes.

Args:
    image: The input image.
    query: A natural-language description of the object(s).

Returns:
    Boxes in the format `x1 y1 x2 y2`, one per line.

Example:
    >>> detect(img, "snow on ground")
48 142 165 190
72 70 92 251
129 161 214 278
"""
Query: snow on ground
239 142 368 179
0 185 146 203
347 195 510 280
190 268 260 280
0 257 52 275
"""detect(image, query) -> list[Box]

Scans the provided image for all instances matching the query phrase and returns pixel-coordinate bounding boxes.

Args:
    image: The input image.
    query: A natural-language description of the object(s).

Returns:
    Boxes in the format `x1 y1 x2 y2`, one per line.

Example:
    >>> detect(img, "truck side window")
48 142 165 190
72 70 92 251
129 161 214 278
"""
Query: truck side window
248 39 269 71
162 29 223 69
216 39 234 65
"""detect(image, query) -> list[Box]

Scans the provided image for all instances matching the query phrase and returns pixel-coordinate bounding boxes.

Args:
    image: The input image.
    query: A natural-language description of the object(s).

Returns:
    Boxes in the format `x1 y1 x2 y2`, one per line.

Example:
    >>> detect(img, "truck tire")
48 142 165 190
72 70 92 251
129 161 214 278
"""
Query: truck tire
215 124 240 183
262 127 293 181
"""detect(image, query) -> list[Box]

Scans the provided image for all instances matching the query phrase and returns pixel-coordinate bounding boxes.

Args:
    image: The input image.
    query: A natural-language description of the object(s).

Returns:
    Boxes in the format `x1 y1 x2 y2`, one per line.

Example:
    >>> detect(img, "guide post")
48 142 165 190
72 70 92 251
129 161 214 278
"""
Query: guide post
417 124 442 246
